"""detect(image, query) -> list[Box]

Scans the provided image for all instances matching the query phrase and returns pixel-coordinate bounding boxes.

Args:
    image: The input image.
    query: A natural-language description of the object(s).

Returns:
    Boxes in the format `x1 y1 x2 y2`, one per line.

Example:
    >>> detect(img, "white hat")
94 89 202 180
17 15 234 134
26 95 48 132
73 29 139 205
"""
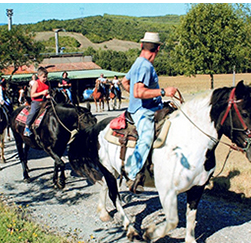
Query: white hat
140 32 162 45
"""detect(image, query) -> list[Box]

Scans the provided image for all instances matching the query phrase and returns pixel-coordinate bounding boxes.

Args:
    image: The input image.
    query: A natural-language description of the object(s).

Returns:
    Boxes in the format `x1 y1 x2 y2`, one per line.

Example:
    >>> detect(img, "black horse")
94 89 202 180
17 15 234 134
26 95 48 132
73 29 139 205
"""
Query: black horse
0 104 9 163
51 88 72 104
10 100 97 189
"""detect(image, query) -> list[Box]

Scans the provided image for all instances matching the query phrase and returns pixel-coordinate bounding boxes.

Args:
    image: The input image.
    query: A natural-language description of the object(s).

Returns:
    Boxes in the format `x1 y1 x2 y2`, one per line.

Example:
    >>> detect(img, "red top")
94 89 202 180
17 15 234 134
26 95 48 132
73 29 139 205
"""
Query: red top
32 79 49 102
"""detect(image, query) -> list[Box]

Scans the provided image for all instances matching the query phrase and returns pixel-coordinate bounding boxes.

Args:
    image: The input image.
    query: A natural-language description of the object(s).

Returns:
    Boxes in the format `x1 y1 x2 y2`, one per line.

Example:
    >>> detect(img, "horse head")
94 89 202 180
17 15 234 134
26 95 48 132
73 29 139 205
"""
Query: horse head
74 106 97 130
51 88 70 104
211 80 251 161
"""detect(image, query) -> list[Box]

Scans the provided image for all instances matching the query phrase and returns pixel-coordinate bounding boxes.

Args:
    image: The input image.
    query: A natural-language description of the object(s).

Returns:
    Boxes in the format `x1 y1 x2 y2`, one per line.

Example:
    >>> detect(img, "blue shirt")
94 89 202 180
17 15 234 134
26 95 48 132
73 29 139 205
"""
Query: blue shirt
126 57 162 113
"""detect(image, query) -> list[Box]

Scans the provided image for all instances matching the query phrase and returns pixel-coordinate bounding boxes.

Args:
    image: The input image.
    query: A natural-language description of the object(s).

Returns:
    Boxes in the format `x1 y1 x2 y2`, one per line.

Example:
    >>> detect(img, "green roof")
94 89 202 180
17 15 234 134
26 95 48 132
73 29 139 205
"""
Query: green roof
3 69 126 83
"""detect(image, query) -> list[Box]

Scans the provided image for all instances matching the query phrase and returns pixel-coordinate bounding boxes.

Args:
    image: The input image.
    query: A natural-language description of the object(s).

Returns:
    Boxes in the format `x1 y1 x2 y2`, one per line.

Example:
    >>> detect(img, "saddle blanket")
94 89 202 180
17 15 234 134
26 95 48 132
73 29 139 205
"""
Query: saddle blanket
16 106 46 128
105 117 171 149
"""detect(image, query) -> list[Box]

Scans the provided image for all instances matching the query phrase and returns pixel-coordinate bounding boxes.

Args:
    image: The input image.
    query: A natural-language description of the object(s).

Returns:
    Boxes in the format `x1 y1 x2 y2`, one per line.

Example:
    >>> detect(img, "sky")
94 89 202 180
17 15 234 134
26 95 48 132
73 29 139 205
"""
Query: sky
0 2 192 25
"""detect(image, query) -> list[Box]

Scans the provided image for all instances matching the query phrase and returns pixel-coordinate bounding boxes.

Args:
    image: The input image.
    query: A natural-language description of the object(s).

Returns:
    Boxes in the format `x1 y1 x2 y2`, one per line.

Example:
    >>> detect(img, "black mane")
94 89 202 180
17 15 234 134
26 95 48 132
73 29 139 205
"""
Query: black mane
210 86 232 125
210 80 251 138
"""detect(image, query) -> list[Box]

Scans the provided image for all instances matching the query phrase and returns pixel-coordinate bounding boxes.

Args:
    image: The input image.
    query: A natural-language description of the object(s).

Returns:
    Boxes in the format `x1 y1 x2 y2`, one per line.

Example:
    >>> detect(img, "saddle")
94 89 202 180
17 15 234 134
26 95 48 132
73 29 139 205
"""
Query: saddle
105 101 176 153
15 102 49 129
105 101 177 193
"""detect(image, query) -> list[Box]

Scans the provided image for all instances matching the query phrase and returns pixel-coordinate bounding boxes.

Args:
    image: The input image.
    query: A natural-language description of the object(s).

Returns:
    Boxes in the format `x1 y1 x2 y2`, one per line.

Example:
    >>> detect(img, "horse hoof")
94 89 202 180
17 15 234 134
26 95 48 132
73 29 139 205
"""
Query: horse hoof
24 178 31 183
143 224 155 241
127 225 140 242
98 207 112 222
99 212 112 222
55 180 65 190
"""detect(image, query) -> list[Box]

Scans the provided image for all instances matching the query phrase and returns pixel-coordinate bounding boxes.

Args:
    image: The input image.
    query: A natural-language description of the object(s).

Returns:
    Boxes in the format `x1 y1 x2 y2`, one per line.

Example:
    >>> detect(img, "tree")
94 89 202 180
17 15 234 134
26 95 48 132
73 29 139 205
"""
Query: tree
0 27 45 79
175 3 247 89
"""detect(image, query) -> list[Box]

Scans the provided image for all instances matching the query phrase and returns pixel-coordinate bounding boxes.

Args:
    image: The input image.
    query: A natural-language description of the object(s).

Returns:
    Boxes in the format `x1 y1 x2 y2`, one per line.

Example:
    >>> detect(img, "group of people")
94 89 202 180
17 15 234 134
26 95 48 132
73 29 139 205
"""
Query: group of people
1 31 177 192
17 69 122 137
95 73 121 96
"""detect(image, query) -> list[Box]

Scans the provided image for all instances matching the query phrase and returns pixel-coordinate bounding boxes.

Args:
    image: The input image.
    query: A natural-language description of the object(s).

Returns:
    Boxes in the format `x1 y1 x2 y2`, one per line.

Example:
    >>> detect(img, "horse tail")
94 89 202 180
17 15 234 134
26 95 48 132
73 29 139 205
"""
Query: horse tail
68 116 119 206
68 117 114 184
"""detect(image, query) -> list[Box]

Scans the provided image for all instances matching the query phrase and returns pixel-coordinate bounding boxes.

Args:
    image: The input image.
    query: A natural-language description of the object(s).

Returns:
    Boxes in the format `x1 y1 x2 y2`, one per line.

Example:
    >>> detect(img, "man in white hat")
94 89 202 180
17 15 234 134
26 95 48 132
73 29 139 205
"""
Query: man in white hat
122 32 177 193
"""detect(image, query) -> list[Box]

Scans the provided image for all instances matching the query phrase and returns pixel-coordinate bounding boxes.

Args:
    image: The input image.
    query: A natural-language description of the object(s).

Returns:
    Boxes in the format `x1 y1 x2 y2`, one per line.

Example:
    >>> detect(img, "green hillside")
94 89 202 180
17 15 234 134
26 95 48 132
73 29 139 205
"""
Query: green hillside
19 14 181 44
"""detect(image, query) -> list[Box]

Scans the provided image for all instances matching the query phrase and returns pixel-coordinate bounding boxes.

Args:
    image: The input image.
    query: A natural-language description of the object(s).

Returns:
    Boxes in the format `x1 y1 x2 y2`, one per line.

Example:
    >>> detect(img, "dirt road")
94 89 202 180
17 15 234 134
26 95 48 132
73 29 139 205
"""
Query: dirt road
0 101 251 242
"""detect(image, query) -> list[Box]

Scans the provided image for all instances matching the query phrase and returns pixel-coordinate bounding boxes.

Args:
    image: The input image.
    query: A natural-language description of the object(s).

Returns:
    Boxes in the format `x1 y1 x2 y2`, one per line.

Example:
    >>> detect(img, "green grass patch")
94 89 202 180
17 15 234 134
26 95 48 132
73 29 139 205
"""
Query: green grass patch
0 199 71 243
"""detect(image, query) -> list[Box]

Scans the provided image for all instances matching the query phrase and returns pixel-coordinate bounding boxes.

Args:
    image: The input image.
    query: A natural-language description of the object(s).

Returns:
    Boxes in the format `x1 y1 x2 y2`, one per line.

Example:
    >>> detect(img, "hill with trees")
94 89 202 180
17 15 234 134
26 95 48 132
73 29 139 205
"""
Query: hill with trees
1 3 251 88
21 14 181 44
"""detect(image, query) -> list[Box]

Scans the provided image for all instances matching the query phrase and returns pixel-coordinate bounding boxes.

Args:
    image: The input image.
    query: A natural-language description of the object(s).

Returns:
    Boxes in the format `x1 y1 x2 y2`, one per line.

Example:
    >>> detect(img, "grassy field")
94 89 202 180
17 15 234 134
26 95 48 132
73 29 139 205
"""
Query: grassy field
158 73 251 200
159 73 251 94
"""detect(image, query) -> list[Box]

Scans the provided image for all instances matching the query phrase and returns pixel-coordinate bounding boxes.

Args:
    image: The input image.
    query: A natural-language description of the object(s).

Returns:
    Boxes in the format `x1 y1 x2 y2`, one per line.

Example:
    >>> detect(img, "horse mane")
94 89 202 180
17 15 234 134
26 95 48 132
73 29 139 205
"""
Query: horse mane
210 86 231 123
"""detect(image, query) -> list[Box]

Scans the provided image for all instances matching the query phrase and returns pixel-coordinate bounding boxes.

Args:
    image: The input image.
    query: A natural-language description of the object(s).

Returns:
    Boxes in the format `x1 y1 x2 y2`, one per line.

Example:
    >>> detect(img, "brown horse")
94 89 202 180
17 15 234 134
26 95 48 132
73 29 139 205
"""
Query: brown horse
92 80 111 112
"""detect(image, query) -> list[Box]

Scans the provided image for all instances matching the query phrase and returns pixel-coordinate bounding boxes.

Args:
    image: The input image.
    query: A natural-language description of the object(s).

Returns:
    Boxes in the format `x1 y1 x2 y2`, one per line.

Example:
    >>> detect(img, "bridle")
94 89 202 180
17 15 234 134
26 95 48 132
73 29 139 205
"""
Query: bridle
49 98 80 144
171 88 251 153
220 87 251 152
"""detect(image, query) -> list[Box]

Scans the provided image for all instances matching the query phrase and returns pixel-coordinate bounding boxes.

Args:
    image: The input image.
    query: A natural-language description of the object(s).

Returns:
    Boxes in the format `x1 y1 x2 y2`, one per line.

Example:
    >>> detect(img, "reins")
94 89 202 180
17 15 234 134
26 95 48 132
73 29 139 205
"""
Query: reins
49 98 78 144
171 88 251 177
171 89 250 152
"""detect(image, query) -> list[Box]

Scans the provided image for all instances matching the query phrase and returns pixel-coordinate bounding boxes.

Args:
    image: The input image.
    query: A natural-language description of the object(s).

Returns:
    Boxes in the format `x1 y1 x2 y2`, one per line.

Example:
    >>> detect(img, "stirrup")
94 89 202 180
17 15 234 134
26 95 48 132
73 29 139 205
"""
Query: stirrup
23 128 32 137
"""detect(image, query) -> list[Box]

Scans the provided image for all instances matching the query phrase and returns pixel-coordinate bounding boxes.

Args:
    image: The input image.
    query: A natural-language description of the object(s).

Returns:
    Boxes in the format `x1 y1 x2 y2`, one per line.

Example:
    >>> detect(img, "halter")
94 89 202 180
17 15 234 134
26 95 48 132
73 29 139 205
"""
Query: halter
50 98 79 144
220 88 251 152
171 88 251 153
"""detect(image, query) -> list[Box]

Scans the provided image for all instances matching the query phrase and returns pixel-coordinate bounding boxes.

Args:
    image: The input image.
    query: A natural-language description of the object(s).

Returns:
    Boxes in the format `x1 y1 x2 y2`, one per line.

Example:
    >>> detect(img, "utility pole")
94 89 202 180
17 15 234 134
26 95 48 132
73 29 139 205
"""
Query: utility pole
6 9 13 31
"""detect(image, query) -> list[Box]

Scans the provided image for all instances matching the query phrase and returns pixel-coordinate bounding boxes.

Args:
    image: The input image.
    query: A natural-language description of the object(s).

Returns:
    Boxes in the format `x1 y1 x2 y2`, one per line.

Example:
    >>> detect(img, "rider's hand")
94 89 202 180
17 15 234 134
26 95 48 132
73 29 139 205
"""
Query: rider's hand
164 87 177 97
43 90 49 96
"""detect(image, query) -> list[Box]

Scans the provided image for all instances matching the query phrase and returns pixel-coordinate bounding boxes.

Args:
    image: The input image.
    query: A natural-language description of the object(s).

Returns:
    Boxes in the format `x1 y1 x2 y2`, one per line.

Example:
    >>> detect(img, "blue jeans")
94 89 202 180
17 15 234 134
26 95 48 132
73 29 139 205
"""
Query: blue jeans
125 106 161 180
26 100 41 127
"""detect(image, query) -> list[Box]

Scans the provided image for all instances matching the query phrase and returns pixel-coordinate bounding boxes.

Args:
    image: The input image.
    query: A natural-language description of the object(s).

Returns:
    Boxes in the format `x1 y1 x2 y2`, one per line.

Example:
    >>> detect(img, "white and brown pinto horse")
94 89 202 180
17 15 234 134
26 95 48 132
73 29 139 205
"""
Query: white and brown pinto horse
69 81 251 242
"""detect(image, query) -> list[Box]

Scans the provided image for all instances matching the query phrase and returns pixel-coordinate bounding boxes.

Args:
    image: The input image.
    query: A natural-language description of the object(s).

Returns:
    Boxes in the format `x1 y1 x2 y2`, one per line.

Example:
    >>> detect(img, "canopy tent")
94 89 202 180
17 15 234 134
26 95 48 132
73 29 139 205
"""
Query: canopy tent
3 69 126 83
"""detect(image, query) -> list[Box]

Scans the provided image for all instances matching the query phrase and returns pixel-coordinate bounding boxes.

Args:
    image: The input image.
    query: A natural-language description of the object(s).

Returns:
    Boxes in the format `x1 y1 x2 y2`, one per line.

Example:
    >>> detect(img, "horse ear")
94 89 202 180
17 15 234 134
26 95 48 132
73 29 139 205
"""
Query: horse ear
235 80 247 99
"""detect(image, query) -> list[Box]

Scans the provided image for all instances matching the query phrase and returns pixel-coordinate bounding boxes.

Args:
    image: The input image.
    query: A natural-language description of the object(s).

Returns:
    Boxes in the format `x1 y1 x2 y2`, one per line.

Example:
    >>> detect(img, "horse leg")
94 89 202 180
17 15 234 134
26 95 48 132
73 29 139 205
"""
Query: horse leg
12 129 29 181
97 178 112 221
101 99 104 112
97 168 139 240
94 100 98 112
118 97 121 109
44 147 66 189
53 159 65 189
185 185 205 243
113 97 116 110
0 133 5 163
144 189 179 241
107 98 110 111
7 126 11 141
14 134 30 182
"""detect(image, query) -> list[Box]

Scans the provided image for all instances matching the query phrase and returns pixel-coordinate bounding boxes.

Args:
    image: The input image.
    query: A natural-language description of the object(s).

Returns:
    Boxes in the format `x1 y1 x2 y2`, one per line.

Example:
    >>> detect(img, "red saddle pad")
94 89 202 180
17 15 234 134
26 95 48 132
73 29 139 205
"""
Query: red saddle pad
16 106 46 128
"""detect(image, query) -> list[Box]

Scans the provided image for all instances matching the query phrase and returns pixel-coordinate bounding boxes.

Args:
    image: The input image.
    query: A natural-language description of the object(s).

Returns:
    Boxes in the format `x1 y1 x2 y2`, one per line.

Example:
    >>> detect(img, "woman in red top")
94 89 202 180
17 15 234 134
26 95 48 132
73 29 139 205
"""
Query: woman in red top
24 66 50 136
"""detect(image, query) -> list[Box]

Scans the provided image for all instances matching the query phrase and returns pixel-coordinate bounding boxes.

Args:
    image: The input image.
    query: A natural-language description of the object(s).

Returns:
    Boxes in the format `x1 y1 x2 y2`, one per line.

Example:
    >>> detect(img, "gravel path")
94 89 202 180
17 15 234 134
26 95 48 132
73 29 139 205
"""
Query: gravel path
0 101 251 242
